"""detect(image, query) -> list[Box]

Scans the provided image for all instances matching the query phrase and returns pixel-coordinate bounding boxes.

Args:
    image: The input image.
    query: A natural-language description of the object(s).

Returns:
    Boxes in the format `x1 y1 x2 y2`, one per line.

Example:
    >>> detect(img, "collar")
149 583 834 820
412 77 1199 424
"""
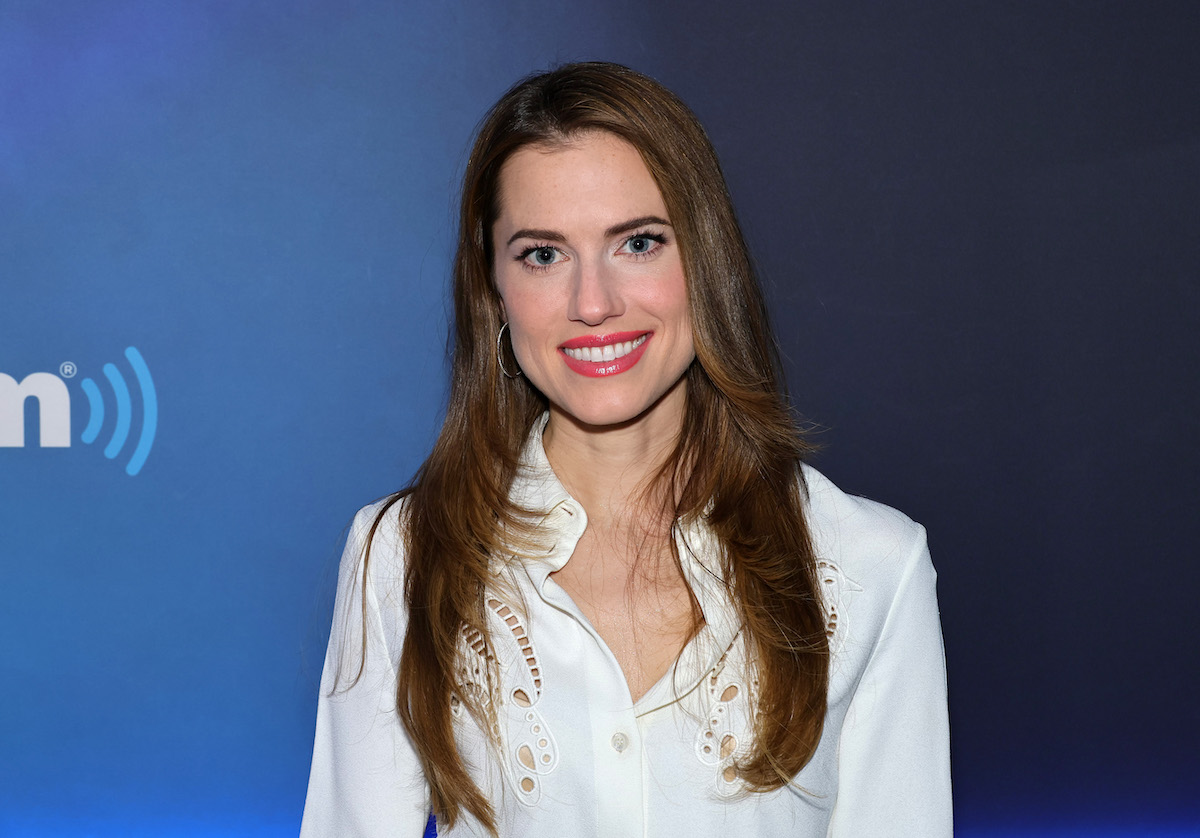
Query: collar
504 415 743 710
506 414 587 581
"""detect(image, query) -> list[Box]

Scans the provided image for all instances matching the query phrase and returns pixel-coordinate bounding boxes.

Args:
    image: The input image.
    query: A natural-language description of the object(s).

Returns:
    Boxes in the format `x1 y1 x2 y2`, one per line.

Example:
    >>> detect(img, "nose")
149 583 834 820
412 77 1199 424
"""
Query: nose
567 258 625 326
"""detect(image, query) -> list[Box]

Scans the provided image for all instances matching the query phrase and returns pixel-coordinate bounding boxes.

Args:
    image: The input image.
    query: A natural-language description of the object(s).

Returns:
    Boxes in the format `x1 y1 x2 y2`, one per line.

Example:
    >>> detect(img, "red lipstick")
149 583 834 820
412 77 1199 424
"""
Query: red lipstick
559 331 651 377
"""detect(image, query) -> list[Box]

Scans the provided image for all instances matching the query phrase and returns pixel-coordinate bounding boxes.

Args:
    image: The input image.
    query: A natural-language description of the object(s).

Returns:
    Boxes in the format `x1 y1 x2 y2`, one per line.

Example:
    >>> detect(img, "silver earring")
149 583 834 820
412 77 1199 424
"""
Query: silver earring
497 322 522 379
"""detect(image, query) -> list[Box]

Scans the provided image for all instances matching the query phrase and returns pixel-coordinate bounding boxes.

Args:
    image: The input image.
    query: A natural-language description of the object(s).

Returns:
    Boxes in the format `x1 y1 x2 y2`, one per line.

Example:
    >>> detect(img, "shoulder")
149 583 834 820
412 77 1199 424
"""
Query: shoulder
338 494 410 607
800 464 936 658
800 466 944 710
801 463 929 584
347 495 408 554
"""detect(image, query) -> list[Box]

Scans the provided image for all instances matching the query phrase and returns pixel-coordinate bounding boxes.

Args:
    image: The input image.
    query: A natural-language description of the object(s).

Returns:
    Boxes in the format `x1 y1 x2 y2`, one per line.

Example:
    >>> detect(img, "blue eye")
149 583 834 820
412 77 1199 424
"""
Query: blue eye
520 245 561 268
620 231 666 257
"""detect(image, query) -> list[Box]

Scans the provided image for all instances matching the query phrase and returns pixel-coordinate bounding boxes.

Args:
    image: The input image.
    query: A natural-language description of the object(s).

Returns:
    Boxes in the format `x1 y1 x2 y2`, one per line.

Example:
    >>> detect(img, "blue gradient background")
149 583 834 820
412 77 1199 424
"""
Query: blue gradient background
2 2 1197 835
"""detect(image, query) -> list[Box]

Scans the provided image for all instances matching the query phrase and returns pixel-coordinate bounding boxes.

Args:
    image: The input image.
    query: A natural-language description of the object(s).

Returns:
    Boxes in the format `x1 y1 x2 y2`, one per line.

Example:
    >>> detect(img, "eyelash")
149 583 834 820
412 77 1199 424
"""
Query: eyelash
515 230 669 273
619 231 668 259
516 244 562 272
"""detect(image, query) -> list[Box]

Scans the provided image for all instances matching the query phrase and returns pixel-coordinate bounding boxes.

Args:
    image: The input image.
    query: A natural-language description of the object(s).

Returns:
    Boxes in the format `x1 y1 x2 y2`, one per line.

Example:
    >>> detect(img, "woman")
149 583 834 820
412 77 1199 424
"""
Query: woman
301 62 950 837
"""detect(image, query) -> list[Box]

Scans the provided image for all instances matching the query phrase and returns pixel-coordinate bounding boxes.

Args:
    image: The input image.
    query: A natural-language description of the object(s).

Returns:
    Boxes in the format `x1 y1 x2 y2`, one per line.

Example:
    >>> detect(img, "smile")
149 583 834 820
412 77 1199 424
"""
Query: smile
558 331 652 377
561 334 648 362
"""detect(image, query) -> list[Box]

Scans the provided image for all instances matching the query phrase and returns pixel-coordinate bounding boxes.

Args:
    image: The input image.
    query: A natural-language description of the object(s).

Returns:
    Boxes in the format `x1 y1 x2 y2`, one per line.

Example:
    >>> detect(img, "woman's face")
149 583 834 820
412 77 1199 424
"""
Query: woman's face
492 131 695 433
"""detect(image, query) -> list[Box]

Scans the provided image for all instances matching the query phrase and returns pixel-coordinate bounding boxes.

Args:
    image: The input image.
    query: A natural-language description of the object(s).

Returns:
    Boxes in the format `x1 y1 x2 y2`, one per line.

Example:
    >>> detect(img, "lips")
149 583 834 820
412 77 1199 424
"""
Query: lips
559 331 651 377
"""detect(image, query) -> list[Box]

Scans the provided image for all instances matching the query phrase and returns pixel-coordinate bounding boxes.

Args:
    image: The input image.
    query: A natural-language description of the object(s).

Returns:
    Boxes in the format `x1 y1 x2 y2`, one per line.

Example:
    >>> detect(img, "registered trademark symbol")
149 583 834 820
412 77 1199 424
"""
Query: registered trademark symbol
60 361 77 378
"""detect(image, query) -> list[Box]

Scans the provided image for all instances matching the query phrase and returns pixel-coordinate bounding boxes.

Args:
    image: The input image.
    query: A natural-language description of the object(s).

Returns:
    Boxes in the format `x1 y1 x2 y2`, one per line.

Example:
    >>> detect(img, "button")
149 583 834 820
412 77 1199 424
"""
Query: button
611 732 628 753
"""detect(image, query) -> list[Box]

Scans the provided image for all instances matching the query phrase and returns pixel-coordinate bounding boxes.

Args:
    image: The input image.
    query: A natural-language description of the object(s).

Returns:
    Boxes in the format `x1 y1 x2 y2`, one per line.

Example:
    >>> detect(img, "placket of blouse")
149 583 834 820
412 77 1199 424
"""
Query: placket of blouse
518 497 648 833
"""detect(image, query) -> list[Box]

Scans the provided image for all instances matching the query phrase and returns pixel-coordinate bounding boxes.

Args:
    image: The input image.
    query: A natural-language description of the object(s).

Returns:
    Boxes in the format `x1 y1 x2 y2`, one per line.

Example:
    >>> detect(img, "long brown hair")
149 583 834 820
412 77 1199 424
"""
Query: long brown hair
365 62 828 833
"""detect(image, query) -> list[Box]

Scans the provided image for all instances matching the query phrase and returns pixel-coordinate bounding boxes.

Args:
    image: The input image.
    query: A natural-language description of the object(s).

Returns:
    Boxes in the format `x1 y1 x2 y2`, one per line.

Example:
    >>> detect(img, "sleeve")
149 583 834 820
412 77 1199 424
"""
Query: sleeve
827 526 953 837
300 504 432 838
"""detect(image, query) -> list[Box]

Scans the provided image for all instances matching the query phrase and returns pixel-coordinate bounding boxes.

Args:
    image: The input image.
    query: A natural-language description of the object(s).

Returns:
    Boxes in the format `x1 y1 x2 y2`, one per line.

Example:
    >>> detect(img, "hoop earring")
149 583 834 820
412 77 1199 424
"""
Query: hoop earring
497 322 522 379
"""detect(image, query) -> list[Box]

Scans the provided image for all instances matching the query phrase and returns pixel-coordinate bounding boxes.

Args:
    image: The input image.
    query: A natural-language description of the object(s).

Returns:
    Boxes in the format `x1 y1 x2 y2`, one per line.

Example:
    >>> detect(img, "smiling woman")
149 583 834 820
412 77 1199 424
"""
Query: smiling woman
300 62 951 838
493 132 694 433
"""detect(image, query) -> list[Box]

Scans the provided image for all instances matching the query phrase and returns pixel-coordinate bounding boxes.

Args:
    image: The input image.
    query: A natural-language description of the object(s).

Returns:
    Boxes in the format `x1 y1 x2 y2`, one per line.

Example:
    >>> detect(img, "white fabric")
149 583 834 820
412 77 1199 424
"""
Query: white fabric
300 423 952 837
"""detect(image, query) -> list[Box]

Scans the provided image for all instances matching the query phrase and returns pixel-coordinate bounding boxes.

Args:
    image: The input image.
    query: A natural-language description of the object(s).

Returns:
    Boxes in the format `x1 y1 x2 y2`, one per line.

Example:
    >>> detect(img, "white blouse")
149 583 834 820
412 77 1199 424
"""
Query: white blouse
300 425 952 837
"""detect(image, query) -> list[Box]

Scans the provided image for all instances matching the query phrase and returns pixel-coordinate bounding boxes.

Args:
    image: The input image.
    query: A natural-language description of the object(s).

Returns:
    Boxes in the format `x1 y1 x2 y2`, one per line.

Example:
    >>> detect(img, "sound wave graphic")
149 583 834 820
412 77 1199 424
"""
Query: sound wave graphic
79 347 157 476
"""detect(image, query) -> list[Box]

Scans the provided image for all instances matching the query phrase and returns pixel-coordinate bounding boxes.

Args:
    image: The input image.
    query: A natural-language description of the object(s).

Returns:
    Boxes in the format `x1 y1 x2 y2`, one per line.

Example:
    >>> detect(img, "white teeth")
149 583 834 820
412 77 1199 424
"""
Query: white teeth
564 334 647 362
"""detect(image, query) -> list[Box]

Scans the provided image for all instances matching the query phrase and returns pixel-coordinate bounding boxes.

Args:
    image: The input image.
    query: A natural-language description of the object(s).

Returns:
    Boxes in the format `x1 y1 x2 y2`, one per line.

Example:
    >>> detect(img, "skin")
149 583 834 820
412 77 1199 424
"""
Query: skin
492 131 698 701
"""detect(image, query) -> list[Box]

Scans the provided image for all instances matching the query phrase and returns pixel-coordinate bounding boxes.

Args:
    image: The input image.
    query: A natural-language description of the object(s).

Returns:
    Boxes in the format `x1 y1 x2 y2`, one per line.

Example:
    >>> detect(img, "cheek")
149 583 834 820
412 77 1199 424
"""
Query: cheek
497 286 553 366
654 271 692 330
498 285 538 332
492 271 510 321
667 279 696 363
495 276 535 338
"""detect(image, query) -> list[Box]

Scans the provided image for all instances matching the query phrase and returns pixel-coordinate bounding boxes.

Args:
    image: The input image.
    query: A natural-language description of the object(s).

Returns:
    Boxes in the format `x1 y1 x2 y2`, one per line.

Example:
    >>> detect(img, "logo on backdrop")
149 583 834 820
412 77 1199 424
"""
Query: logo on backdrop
0 346 157 476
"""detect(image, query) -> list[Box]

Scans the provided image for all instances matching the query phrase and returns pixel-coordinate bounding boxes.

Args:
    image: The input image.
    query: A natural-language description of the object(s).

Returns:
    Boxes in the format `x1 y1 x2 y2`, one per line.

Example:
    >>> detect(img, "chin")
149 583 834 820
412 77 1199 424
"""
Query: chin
555 389 684 432
544 369 691 433
556 404 645 431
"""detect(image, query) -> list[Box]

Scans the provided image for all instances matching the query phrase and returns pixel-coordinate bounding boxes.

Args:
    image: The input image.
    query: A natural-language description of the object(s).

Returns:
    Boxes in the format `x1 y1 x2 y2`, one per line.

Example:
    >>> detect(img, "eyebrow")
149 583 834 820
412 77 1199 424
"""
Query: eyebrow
505 215 672 247
506 228 565 246
606 215 671 238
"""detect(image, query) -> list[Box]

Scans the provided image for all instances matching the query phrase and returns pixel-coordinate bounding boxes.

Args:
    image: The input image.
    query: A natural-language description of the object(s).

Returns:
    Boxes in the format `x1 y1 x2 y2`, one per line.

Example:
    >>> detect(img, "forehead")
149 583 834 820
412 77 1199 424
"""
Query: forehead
494 131 667 225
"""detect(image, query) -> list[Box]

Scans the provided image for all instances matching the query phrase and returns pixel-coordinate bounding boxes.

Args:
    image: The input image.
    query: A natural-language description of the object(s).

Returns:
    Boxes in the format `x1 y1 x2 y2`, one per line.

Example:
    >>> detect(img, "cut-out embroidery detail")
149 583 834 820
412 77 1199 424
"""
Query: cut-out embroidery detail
695 645 750 789
486 597 559 806
451 624 492 720
817 558 862 657
451 598 561 803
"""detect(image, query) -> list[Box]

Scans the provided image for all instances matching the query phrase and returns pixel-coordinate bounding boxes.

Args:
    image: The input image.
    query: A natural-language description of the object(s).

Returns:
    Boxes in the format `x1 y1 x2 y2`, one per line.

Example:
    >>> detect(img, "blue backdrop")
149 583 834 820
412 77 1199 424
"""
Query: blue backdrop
2 2 1197 836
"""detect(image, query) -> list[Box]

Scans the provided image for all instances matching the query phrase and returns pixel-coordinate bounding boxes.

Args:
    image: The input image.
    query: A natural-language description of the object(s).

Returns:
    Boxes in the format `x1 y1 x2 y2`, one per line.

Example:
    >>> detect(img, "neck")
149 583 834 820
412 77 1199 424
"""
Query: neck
542 383 685 528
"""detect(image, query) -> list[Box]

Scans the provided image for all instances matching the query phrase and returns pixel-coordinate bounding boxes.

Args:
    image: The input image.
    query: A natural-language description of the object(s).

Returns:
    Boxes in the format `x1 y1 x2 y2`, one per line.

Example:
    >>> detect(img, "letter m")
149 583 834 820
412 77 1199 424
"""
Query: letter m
0 373 71 447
